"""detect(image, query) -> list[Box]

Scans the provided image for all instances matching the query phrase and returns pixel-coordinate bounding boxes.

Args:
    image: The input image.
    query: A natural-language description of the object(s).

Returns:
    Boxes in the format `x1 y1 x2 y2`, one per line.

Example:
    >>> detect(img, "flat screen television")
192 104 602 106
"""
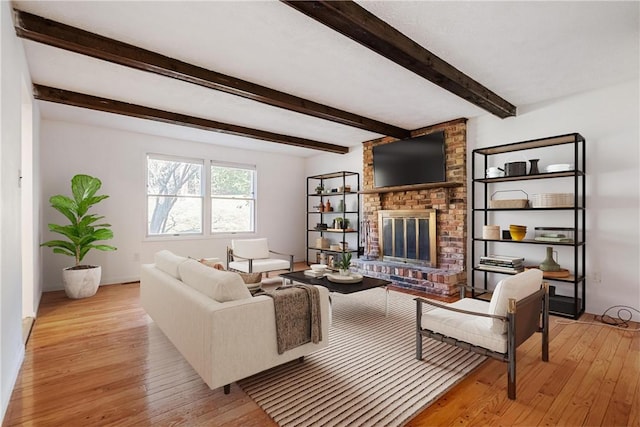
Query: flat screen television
373 131 446 188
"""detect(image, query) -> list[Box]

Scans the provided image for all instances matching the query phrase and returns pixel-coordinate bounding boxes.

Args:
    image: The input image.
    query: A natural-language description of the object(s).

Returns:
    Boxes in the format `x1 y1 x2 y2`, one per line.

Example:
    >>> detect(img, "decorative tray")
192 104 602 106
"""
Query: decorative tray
524 266 571 278
326 273 363 284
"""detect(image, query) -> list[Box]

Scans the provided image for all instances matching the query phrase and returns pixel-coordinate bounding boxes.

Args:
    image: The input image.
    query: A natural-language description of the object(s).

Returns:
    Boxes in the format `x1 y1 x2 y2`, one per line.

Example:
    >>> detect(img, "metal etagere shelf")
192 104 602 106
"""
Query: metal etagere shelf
471 133 586 319
306 171 360 268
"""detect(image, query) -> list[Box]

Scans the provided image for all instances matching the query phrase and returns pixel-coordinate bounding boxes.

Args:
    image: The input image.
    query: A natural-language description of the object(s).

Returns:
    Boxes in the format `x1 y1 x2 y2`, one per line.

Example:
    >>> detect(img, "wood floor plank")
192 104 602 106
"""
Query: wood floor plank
3 281 639 427
579 325 631 425
602 335 640 426
537 323 611 425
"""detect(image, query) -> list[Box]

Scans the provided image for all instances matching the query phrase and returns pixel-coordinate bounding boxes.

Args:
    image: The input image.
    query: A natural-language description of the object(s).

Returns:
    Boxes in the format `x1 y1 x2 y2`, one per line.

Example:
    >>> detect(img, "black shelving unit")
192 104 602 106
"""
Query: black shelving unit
471 133 586 319
307 171 360 268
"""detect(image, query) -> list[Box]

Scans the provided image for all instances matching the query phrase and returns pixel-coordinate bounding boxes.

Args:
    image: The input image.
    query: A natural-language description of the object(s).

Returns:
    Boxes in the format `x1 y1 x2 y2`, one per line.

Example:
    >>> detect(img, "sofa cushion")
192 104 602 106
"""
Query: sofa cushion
154 250 188 279
421 298 507 353
488 268 543 334
179 259 252 302
199 259 262 284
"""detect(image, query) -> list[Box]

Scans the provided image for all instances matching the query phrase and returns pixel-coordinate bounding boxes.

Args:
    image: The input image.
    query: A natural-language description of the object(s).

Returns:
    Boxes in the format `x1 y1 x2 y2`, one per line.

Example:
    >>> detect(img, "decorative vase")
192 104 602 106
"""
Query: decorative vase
529 159 540 175
338 199 344 212
539 247 561 272
339 268 350 276
325 200 331 211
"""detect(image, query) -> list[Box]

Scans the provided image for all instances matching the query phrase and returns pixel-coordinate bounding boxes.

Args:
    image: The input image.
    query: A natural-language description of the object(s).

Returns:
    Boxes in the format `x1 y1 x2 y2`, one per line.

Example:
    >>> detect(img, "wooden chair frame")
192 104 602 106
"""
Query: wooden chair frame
416 283 549 399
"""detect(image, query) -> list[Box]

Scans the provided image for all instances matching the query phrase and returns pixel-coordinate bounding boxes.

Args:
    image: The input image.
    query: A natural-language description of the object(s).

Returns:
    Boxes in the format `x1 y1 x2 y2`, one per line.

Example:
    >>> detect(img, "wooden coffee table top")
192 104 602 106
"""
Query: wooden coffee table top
280 270 391 294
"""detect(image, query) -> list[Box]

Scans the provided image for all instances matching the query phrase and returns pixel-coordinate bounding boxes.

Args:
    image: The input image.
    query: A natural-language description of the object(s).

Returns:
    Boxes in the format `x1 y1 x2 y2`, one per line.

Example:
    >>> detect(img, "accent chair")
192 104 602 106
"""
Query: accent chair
227 238 294 277
415 268 549 399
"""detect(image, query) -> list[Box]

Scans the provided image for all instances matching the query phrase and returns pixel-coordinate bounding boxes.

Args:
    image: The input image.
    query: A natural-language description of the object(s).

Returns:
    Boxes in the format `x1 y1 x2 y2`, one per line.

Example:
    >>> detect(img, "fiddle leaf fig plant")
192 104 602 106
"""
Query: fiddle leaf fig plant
41 174 117 267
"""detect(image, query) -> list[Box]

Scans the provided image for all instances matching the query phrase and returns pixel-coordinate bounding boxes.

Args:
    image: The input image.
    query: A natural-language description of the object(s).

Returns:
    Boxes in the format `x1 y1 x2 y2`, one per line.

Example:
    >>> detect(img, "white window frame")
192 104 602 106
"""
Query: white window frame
210 161 257 235
146 153 204 237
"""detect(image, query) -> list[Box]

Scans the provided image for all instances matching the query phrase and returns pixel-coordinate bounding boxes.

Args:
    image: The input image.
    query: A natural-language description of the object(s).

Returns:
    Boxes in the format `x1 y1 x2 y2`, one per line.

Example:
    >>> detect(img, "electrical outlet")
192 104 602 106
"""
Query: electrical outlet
592 272 601 283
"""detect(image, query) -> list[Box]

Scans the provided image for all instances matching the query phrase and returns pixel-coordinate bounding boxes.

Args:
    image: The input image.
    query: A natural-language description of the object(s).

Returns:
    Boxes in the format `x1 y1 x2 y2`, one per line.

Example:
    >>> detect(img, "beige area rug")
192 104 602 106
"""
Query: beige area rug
239 288 487 427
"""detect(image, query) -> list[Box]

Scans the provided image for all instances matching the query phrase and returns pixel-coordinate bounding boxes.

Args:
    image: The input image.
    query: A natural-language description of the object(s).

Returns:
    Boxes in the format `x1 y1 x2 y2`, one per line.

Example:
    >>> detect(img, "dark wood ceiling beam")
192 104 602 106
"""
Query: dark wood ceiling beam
33 85 349 154
282 1 517 119
14 9 409 139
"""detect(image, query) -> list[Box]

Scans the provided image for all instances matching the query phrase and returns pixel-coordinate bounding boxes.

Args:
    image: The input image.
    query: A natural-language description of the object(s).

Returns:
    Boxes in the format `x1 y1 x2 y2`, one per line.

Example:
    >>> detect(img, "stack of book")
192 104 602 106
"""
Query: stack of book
478 255 524 273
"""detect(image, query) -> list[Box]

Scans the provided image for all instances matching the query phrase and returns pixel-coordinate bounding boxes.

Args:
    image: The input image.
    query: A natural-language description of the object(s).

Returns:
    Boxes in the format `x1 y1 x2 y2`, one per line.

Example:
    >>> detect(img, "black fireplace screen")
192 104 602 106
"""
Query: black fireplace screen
378 210 437 266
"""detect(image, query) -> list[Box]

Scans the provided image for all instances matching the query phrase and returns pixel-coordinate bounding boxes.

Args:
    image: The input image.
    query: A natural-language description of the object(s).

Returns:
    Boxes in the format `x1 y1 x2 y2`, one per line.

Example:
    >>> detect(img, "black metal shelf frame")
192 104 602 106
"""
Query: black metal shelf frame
471 133 586 319
306 171 360 266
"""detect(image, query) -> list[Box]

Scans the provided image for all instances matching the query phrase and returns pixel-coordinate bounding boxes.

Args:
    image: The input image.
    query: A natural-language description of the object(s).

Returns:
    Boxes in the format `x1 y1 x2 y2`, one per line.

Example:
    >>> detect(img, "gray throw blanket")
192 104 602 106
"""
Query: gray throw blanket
257 285 322 354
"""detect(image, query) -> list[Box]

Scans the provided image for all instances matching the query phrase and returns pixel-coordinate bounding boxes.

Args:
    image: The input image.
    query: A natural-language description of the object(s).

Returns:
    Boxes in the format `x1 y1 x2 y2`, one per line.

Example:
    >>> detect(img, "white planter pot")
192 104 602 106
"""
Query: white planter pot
62 265 101 299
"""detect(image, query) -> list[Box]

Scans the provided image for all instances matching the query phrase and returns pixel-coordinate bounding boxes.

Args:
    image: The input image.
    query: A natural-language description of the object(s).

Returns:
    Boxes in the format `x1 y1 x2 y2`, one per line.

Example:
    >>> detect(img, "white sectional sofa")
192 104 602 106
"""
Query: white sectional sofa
140 250 330 393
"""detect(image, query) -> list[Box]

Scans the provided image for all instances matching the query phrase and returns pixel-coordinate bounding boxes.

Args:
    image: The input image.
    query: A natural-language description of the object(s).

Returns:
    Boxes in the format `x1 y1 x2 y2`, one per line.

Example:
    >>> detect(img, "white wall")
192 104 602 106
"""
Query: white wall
0 0 38 420
305 146 363 180
39 121 306 290
306 80 640 320
21 77 42 319
467 79 640 320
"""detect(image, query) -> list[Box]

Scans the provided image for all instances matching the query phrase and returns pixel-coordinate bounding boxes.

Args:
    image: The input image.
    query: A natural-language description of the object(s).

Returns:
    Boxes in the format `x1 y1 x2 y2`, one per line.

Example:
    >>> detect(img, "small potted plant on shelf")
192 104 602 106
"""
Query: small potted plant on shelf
41 174 117 299
337 252 352 276
333 217 343 229
315 184 324 194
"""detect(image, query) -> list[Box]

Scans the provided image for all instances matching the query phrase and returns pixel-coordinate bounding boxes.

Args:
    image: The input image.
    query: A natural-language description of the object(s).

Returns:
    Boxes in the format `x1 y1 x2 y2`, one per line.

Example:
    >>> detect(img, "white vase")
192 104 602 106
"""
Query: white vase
62 265 101 299
339 268 350 276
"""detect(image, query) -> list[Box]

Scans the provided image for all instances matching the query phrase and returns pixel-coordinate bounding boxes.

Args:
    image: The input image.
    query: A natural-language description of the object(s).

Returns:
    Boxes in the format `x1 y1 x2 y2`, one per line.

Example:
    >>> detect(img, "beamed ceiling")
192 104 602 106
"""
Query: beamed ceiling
12 1 639 157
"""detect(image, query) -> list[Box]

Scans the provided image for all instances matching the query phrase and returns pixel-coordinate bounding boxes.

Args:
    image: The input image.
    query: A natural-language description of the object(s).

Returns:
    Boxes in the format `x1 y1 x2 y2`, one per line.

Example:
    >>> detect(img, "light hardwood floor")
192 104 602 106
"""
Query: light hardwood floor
4 278 639 426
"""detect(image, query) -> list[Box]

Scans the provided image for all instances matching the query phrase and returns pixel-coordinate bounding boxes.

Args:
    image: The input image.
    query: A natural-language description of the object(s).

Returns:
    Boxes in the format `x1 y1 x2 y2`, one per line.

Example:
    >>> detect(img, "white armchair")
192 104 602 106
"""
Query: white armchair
415 269 549 400
227 238 293 276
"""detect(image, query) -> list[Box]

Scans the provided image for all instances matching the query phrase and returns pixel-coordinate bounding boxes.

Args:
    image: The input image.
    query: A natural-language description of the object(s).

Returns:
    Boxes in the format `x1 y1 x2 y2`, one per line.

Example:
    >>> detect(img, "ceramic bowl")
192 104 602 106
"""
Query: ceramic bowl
310 264 327 273
509 225 527 241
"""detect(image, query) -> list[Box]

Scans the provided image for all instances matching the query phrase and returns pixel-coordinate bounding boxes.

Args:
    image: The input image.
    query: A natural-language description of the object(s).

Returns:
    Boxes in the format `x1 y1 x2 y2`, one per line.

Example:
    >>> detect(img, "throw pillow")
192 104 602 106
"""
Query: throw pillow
199 258 225 270
238 272 262 284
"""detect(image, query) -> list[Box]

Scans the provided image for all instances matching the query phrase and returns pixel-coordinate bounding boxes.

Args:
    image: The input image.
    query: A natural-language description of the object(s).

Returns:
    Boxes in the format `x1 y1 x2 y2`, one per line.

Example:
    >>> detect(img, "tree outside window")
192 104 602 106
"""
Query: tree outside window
147 155 203 235
211 163 256 233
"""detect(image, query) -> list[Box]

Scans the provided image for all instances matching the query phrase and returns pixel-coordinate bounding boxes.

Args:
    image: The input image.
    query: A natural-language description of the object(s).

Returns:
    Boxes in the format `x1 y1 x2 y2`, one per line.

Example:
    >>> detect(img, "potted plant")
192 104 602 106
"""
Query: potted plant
337 252 352 276
333 217 343 229
41 174 117 299
315 184 324 194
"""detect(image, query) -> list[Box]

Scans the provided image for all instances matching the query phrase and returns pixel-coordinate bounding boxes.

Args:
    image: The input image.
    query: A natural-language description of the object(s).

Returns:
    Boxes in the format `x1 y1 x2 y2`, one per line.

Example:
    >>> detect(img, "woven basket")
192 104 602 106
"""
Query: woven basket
531 193 574 208
489 190 529 209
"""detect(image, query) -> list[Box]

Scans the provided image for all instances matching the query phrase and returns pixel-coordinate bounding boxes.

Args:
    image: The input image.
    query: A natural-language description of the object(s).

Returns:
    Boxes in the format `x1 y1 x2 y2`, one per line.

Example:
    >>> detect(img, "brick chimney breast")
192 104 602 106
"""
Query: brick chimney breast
355 119 467 296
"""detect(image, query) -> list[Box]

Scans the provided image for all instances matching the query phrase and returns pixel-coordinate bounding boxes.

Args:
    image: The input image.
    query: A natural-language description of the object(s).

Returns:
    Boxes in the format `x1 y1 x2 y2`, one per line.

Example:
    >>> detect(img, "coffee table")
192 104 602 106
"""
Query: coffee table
280 270 392 314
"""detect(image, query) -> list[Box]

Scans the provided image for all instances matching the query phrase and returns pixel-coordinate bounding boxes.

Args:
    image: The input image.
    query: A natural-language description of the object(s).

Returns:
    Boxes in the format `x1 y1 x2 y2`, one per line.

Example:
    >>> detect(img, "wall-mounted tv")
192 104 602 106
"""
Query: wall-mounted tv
373 131 446 188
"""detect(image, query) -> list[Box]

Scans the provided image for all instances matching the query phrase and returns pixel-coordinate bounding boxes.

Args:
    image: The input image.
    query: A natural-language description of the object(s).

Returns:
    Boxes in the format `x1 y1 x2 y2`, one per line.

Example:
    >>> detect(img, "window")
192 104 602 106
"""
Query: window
211 162 256 233
147 154 203 236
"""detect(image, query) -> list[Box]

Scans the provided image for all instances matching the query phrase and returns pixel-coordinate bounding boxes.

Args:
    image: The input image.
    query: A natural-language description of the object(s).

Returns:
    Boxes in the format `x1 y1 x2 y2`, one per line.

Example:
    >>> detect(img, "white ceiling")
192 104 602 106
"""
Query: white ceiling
14 1 640 157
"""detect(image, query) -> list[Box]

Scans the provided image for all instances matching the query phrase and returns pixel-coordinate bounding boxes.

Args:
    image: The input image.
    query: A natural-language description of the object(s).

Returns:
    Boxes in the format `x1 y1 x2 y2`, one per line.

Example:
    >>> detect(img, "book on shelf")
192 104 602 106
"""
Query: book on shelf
478 254 525 273
477 264 524 273
481 255 525 262
480 259 523 267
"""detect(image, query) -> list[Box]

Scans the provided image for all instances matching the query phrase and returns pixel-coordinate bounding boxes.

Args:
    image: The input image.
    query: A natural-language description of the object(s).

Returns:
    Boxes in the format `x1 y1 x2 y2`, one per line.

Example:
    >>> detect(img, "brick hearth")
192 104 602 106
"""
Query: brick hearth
351 259 466 296
358 118 467 296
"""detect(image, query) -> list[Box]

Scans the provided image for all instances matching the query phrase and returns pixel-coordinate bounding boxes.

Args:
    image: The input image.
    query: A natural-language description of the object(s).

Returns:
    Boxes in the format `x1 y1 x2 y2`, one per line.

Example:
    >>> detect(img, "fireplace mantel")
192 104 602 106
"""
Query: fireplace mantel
359 181 463 194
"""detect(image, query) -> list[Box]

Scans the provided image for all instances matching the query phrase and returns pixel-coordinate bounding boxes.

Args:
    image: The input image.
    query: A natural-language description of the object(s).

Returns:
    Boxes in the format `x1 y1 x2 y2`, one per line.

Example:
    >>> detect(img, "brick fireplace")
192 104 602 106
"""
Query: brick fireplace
352 118 467 296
